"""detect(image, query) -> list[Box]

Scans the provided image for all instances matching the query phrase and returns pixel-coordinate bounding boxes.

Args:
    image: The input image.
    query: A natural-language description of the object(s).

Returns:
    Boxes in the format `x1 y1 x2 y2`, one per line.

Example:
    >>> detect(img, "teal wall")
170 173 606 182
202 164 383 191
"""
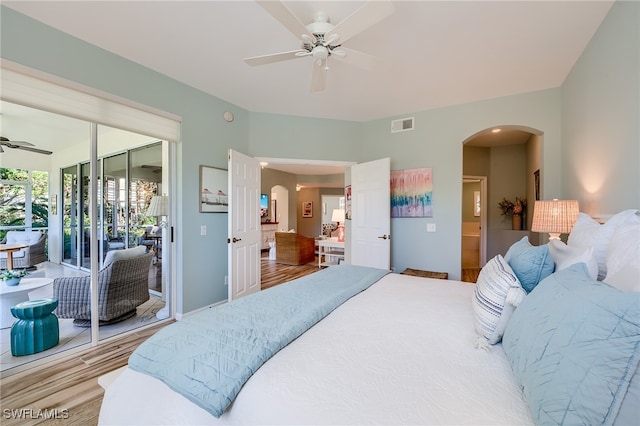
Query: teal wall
561 0 640 214
362 89 562 275
2 2 637 312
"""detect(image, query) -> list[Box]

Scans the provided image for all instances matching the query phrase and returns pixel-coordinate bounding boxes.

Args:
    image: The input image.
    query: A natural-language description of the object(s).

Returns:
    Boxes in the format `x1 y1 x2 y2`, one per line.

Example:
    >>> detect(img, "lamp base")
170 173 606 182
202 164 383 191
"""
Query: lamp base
547 233 562 240
337 224 345 242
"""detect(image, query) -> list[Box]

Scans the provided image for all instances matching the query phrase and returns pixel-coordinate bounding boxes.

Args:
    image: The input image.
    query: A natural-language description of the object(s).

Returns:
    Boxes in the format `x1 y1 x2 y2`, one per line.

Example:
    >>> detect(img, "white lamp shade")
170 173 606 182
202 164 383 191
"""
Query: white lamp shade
531 199 579 238
147 195 169 217
331 208 345 223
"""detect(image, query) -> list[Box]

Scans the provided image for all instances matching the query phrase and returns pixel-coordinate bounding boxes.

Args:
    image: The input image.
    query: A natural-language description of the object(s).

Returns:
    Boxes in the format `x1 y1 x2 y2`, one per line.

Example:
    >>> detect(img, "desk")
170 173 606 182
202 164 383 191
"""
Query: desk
0 244 28 270
0 277 54 328
316 238 345 268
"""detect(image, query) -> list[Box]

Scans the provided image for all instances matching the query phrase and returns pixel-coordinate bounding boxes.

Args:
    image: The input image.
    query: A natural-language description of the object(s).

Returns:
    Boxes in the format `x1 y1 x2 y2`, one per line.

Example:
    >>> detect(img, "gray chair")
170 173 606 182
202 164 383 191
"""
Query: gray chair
0 231 47 270
53 246 153 326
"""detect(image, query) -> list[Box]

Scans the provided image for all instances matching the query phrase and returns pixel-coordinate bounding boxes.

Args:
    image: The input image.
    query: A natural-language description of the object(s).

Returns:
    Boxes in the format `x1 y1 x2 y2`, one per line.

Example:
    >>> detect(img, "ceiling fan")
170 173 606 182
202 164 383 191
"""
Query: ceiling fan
244 1 394 93
0 136 53 155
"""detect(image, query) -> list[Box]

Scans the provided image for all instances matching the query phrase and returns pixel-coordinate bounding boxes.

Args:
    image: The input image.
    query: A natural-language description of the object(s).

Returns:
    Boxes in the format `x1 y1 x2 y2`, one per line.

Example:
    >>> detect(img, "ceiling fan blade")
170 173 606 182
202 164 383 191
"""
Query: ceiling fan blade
16 145 52 155
0 137 35 147
333 47 385 72
244 50 307 66
9 141 35 147
257 1 315 41
310 61 326 93
325 0 394 44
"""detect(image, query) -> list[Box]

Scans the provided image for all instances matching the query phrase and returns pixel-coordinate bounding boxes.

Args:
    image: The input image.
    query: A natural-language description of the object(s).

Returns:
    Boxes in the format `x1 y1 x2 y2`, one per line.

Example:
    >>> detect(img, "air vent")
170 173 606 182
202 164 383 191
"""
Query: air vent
391 117 414 133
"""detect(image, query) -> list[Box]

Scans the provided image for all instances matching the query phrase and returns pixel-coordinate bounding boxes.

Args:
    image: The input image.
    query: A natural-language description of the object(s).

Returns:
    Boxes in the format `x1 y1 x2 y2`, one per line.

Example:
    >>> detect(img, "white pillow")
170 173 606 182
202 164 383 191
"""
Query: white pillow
568 210 639 280
103 245 147 268
548 239 598 280
604 210 640 292
472 255 526 346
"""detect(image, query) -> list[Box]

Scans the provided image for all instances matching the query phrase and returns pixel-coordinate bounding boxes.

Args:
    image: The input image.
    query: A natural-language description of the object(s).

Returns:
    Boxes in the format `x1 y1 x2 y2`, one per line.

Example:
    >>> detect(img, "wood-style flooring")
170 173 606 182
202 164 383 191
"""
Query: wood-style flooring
0 253 319 426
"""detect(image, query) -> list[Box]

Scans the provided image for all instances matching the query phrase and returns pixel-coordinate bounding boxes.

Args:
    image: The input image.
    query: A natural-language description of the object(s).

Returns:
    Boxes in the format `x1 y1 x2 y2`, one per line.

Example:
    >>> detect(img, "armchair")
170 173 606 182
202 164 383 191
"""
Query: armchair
53 246 153 326
275 232 316 265
0 231 46 269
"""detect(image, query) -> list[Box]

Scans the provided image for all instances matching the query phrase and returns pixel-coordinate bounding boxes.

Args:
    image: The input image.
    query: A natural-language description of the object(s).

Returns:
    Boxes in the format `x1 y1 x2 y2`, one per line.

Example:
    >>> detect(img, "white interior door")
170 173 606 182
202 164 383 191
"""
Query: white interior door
351 158 391 269
228 149 261 301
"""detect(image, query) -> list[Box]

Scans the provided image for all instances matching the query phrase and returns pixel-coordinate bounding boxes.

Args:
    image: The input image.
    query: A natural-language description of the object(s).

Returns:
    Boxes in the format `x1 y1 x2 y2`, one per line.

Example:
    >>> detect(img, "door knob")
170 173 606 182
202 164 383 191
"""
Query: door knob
227 237 242 243
378 234 390 240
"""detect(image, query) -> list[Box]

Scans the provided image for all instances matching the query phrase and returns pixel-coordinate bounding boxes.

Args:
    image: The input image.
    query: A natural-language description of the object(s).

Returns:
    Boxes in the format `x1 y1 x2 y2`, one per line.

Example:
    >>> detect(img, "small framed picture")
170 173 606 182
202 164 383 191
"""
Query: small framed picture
50 194 57 215
302 201 313 218
200 165 228 213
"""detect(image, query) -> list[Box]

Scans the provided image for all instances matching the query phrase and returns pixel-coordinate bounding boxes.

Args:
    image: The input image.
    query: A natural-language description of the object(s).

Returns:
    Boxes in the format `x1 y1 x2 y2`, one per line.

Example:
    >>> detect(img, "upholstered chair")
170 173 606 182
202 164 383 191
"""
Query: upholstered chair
53 246 153 326
0 231 47 269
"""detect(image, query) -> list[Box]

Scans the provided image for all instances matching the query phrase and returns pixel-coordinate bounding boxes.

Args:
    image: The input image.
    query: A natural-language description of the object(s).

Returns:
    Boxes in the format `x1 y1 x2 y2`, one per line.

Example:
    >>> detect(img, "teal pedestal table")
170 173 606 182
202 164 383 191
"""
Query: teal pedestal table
10 298 59 356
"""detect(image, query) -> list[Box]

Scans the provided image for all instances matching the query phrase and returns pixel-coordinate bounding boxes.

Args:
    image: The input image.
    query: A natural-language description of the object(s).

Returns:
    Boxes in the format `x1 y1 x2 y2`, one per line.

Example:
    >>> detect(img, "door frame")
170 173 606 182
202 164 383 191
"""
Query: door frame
463 175 487 267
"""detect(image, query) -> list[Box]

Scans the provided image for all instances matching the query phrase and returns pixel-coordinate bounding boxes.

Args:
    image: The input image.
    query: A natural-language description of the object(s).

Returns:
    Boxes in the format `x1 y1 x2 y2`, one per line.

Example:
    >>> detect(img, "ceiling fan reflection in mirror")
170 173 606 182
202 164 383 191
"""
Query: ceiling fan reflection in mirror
244 0 394 93
0 137 53 155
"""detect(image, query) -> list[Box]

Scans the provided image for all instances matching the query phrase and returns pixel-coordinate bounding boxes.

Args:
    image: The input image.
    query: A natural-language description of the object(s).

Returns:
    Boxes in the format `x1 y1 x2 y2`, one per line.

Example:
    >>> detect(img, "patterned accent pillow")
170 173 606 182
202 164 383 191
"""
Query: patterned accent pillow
472 255 526 346
504 236 554 293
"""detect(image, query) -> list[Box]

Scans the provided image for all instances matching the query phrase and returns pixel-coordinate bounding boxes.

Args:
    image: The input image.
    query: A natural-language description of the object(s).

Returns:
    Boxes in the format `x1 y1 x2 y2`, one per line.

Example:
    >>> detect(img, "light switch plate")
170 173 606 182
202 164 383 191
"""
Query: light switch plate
426 223 436 232
200 225 207 235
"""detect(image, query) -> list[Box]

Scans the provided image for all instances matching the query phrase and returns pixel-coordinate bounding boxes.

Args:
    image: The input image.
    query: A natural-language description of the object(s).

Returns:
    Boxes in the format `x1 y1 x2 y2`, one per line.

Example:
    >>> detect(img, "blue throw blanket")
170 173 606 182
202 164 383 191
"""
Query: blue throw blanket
129 264 389 417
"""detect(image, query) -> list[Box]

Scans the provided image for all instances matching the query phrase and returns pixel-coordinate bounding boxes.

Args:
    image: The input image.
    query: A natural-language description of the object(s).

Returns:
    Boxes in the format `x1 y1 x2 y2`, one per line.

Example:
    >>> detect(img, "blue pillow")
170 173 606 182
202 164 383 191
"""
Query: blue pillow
504 236 554 292
502 264 640 426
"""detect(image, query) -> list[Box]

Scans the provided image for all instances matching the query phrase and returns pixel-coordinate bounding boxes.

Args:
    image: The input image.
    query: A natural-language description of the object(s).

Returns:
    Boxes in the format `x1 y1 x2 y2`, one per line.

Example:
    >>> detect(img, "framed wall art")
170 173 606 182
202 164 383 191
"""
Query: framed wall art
50 194 57 215
302 201 313 218
200 165 228 213
345 185 352 220
390 167 433 218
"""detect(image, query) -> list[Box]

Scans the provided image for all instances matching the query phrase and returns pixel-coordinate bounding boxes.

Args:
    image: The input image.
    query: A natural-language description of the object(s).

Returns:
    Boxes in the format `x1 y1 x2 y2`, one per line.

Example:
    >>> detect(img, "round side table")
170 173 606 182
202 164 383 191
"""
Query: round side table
11 298 59 356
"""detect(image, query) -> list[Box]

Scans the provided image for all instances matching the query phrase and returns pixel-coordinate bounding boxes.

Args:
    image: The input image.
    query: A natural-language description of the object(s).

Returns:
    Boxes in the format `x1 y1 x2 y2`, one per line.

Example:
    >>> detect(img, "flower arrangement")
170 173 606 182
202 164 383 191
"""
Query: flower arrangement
498 197 527 217
0 269 29 281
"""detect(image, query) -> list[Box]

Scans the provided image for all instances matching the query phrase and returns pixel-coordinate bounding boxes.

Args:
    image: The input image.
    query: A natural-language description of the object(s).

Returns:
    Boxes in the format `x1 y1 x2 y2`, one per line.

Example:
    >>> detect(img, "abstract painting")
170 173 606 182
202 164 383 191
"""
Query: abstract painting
391 168 433 217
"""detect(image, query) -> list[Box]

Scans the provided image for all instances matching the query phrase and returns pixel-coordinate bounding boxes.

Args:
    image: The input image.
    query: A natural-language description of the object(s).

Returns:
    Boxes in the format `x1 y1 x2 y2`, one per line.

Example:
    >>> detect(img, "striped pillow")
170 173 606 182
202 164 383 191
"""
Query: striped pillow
472 255 526 346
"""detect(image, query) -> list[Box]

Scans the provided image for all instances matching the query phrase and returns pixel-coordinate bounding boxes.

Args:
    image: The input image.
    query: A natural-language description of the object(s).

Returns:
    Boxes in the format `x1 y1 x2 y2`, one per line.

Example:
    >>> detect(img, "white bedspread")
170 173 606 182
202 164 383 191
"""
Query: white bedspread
99 273 534 425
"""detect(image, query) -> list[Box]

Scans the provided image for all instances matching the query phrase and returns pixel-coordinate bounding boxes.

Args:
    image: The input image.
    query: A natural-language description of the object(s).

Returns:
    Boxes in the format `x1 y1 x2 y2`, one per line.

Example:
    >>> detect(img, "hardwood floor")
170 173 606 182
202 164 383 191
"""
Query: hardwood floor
261 252 320 290
0 253 320 425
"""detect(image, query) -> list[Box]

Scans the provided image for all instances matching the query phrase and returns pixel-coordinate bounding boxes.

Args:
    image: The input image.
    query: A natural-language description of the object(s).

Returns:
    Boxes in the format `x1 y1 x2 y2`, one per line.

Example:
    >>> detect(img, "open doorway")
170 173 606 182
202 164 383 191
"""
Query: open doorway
462 126 543 282
462 176 487 272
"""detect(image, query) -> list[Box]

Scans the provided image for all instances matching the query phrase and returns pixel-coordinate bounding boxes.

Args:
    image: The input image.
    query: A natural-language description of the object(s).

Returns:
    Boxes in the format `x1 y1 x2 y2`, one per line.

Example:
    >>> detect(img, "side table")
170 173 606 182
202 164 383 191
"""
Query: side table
11 298 59 356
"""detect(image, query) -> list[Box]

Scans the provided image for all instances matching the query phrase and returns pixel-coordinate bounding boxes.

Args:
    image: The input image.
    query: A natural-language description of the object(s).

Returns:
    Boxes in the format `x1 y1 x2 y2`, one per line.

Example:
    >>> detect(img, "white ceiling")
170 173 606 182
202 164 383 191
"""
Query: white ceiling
3 0 613 123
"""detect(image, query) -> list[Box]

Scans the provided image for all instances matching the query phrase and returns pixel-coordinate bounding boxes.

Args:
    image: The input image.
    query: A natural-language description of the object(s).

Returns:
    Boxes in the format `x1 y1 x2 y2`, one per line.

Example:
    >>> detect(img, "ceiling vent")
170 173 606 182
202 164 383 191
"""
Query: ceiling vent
391 117 414 133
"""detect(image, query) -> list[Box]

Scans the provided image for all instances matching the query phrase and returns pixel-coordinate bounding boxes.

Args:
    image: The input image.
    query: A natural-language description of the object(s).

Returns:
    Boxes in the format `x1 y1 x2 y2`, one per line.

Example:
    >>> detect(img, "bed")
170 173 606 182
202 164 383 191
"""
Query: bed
99 210 640 426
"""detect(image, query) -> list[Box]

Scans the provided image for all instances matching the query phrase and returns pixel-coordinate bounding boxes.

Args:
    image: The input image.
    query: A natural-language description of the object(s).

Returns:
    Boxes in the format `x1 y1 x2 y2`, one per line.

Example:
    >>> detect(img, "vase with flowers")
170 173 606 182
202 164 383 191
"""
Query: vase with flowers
0 269 29 286
498 197 527 230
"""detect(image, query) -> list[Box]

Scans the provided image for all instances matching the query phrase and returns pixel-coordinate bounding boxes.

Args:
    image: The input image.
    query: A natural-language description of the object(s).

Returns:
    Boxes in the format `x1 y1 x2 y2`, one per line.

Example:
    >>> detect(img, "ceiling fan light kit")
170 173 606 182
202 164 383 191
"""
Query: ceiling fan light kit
244 0 394 93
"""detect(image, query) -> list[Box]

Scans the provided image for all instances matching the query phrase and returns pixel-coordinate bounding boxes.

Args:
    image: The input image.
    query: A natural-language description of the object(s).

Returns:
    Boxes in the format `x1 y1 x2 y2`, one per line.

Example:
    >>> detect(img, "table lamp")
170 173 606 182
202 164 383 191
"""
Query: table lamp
332 208 346 242
531 199 579 240
147 195 169 228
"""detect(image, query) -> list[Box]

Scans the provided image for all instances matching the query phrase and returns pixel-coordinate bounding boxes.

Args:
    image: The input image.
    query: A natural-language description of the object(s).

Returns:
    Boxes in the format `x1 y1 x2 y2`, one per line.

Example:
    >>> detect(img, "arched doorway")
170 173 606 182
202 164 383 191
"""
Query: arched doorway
461 125 543 279
271 185 289 231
